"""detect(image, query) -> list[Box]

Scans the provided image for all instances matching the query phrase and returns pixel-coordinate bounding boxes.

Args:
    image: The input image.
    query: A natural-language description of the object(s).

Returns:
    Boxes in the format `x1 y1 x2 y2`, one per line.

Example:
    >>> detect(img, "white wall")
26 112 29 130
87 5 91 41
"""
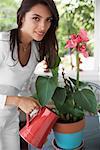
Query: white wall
95 0 100 77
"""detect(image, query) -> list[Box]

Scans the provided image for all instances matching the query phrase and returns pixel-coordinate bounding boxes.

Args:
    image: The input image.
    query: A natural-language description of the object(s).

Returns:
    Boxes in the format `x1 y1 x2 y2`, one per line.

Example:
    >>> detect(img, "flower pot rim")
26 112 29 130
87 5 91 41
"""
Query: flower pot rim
53 118 85 133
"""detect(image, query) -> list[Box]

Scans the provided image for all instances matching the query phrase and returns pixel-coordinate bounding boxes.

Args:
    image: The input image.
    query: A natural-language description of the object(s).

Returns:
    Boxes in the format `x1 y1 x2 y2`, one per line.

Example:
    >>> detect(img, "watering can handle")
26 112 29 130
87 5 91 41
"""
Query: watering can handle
26 109 40 127
26 114 30 127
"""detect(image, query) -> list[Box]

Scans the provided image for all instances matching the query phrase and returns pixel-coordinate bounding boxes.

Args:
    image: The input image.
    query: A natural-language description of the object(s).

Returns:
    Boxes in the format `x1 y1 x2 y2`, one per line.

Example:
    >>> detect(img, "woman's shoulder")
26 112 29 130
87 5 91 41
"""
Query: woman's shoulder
0 31 10 42
0 31 10 55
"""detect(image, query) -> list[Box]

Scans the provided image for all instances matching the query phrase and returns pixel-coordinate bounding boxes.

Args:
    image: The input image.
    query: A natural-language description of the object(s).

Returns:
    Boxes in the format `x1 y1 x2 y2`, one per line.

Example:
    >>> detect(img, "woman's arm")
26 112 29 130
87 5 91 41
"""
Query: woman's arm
0 95 7 108
2 95 40 114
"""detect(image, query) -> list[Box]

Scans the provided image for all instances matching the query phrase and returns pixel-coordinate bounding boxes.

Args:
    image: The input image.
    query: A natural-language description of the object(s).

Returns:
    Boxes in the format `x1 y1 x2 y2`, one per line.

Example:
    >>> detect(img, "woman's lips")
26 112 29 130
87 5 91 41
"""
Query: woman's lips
35 31 45 37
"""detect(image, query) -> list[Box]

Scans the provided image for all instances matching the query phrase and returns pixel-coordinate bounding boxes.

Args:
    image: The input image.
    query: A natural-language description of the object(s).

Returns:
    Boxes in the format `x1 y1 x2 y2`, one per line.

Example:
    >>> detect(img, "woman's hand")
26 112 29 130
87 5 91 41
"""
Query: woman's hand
34 60 52 77
41 59 49 72
18 96 40 114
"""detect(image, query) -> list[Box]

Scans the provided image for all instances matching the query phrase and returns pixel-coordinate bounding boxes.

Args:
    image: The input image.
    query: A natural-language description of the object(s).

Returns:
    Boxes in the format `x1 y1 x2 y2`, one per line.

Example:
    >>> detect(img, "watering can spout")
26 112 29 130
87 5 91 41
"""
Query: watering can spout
19 107 58 148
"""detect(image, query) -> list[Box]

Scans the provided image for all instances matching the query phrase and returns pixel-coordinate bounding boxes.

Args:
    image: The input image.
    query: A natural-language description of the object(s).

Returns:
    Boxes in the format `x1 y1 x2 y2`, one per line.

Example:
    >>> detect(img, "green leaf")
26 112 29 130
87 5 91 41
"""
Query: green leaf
59 99 84 121
69 77 88 88
58 96 75 114
36 76 57 106
51 55 61 77
74 89 97 113
52 87 66 110
52 67 59 77
53 55 61 68
69 108 84 118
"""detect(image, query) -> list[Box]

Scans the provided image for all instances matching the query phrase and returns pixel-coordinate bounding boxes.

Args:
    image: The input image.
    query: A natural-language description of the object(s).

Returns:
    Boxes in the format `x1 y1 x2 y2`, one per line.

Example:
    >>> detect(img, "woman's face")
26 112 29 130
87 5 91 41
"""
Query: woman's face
20 4 53 42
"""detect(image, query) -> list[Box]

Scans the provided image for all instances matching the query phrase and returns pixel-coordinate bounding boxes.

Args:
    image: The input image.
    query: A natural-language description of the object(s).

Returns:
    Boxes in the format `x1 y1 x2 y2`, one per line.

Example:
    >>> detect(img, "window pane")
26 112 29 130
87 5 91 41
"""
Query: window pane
55 0 95 71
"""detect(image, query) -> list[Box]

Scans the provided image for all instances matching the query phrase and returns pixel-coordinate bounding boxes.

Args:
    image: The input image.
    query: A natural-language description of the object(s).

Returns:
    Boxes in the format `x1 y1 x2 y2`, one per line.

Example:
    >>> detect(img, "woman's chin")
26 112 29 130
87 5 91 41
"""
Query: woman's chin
32 35 44 41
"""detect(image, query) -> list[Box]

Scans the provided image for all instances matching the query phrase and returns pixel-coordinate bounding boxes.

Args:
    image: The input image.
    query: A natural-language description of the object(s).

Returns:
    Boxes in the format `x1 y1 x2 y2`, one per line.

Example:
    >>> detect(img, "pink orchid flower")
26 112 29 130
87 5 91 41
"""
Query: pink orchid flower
65 39 77 49
70 34 77 40
78 44 89 58
78 29 89 42
78 44 86 53
75 35 83 43
83 51 89 58
65 29 89 58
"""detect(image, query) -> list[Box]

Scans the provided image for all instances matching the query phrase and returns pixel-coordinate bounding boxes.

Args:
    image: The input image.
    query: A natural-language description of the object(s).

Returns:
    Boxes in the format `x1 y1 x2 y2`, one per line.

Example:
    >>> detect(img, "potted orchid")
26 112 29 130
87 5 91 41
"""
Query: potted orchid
34 29 97 149
35 29 97 121
65 29 89 90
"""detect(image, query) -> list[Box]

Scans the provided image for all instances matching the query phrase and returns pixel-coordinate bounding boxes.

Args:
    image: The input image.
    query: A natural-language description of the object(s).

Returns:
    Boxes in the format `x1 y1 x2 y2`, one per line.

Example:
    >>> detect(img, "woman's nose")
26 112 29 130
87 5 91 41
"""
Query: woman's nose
39 21 46 31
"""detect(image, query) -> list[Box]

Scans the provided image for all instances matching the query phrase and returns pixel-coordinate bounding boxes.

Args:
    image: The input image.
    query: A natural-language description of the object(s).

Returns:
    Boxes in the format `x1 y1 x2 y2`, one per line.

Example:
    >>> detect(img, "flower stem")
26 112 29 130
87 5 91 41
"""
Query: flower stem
76 51 79 90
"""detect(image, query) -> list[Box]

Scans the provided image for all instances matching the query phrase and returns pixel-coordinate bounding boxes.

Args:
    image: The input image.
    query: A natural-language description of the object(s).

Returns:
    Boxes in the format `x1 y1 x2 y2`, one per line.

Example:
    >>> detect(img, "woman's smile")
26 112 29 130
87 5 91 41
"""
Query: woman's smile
35 31 45 37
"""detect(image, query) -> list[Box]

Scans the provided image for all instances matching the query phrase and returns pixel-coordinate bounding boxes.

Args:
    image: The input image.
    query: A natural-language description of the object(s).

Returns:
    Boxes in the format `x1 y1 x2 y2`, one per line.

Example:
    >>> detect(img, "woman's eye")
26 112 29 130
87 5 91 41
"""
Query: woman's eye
47 17 53 23
32 17 40 21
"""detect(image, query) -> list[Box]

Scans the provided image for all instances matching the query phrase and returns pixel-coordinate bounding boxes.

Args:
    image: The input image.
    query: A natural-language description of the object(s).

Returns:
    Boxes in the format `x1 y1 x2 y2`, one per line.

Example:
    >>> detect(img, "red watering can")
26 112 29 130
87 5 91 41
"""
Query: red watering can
19 106 58 149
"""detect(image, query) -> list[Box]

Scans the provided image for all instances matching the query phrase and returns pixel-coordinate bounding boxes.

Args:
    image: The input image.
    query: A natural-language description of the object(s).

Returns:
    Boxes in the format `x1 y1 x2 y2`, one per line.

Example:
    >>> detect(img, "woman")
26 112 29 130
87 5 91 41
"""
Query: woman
0 0 59 150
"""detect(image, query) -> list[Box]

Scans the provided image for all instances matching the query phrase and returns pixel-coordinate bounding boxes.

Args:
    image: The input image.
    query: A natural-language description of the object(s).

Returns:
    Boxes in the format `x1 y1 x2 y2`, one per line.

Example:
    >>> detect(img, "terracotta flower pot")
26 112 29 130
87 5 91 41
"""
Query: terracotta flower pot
53 119 85 149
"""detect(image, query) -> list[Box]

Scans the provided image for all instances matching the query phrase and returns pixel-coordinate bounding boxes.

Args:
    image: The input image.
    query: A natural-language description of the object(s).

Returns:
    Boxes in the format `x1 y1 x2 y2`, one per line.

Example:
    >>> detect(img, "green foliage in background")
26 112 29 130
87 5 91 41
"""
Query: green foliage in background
0 0 19 31
56 0 94 56
0 0 94 56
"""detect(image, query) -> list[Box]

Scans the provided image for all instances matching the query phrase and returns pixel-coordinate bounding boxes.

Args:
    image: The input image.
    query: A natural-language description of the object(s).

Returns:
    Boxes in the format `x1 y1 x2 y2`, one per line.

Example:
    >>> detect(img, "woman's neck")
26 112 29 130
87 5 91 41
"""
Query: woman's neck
19 30 32 46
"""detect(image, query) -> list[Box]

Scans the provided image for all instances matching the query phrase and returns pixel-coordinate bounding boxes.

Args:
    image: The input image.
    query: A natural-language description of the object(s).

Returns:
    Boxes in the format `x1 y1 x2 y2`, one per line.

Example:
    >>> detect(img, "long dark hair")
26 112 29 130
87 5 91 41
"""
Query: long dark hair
10 0 59 68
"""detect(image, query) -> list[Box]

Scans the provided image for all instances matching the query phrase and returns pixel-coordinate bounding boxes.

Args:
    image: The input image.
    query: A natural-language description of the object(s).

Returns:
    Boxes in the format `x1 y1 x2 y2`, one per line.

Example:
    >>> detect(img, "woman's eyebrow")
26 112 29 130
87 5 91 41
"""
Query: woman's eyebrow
32 14 41 17
32 13 52 19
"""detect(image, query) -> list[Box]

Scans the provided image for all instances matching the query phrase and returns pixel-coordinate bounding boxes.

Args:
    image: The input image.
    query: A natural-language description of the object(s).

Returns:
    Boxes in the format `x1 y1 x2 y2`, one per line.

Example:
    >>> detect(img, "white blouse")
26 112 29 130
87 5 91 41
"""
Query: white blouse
0 31 39 108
